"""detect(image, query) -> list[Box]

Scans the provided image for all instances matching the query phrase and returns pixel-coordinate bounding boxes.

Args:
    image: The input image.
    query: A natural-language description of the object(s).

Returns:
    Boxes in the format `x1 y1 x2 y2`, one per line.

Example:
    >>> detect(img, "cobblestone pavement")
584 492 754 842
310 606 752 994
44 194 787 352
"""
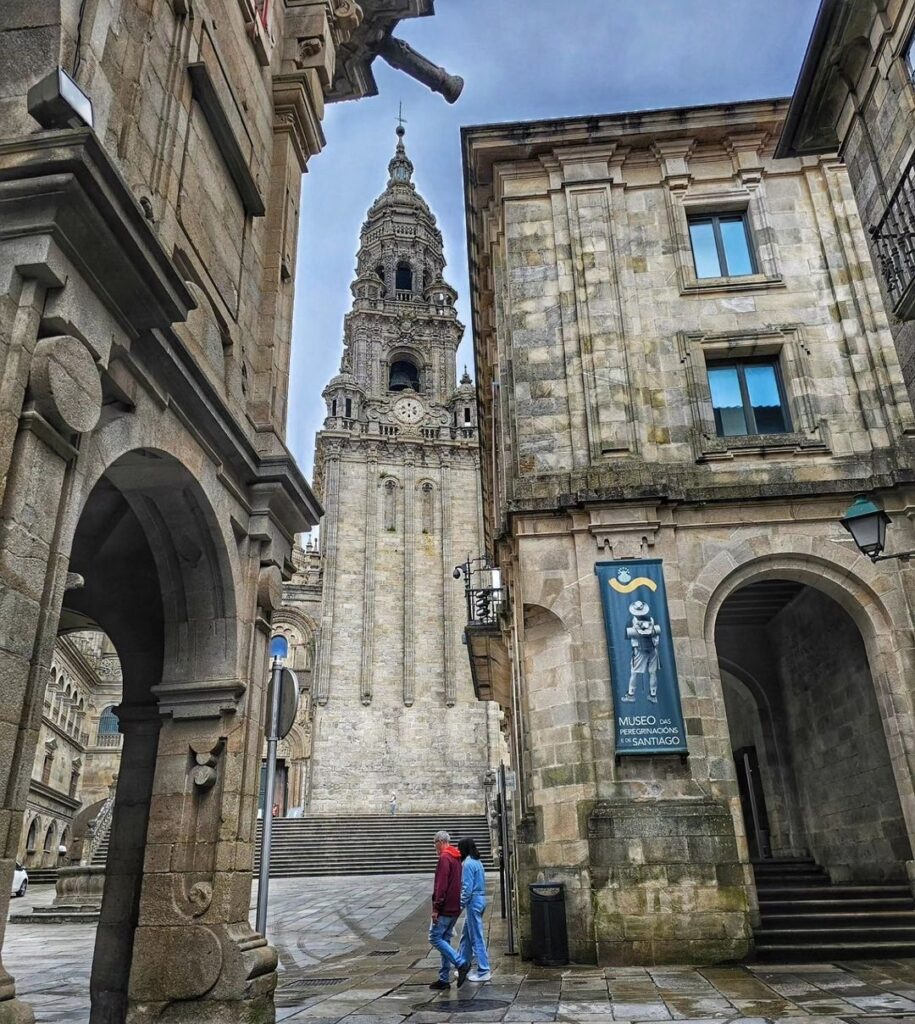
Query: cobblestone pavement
8 877 915 1023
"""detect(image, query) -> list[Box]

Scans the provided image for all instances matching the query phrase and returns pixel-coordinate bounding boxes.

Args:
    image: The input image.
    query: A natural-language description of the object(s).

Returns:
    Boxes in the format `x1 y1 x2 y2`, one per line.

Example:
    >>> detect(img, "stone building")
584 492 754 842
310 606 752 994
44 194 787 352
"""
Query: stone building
0 1 457 1021
282 127 500 815
269 540 321 814
461 98 915 964
777 0 915 396
20 631 122 872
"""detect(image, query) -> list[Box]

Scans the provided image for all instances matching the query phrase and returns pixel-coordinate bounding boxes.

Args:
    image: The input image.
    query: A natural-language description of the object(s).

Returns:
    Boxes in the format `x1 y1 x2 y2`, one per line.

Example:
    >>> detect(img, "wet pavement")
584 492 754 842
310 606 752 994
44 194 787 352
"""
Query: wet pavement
7 876 915 1022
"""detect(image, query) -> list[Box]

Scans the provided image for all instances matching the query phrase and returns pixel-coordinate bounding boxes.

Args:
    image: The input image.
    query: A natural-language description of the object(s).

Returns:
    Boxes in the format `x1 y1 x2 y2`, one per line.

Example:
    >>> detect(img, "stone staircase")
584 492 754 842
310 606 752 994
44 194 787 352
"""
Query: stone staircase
253 814 493 878
24 867 58 885
753 857 915 960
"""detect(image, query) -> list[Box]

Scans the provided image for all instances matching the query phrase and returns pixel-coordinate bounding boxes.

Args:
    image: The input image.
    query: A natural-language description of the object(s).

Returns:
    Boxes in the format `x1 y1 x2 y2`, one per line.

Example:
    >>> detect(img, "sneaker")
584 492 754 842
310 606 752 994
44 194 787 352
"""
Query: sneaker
621 693 636 702
647 693 658 703
456 962 470 988
467 970 492 982
428 980 451 990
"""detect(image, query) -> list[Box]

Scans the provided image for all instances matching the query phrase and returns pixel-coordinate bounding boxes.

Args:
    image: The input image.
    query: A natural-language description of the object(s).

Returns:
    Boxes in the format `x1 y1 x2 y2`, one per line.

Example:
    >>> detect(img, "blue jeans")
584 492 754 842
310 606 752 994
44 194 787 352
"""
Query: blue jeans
429 914 464 982
459 900 491 973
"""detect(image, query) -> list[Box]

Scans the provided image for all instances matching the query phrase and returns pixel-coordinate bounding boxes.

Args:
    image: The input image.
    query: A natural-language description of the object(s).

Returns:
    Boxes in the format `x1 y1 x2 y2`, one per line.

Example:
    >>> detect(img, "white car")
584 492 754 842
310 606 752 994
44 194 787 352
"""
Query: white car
10 863 27 898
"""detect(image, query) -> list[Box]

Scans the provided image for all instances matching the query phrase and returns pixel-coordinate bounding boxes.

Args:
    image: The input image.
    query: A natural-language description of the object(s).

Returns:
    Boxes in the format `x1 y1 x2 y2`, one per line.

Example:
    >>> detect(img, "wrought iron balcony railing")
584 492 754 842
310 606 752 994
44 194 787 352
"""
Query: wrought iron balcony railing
466 586 505 626
870 152 915 319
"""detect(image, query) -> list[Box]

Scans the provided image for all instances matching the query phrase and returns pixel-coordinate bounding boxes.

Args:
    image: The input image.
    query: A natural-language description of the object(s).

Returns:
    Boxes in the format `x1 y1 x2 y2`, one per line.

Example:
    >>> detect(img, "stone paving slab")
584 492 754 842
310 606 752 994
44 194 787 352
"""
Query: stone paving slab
10 878 915 1022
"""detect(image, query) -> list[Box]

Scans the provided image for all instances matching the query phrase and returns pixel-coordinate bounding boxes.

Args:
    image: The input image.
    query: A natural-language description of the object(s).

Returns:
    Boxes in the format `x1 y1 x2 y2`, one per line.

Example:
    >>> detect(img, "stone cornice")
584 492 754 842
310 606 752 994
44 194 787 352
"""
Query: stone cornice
0 129 193 338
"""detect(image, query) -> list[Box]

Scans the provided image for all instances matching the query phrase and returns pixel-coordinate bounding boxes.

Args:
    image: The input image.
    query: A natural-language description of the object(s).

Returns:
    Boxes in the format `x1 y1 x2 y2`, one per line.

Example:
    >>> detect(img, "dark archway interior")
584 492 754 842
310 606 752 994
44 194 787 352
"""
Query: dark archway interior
395 261 413 292
716 579 912 882
65 476 164 703
63 471 165 1023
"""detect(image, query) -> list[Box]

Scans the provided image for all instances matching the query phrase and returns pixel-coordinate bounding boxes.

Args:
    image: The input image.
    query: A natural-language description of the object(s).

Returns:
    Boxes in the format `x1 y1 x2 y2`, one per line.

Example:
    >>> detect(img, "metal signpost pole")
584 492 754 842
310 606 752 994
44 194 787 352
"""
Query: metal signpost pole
256 642 285 937
499 761 516 954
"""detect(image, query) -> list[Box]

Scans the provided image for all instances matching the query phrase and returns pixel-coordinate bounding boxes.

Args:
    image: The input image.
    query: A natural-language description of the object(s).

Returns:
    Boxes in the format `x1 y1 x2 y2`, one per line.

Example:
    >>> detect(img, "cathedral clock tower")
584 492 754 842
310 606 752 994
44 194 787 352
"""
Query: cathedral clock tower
305 126 498 812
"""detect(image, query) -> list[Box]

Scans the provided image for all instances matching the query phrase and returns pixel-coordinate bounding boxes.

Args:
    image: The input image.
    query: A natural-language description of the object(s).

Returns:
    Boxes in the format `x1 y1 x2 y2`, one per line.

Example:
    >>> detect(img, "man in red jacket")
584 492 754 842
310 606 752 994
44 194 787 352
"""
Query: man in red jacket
428 829 470 990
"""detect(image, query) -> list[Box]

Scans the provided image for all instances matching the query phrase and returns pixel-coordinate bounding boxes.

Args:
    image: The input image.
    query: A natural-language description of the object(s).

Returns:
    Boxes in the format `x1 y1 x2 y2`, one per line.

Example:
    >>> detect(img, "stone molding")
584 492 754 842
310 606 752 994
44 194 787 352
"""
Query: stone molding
150 679 246 720
0 130 193 336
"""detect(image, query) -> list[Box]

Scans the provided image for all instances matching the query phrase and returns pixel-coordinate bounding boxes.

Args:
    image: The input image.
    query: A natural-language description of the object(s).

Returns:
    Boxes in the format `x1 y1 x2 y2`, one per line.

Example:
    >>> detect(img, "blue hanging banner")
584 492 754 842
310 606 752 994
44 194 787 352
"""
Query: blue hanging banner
594 559 688 756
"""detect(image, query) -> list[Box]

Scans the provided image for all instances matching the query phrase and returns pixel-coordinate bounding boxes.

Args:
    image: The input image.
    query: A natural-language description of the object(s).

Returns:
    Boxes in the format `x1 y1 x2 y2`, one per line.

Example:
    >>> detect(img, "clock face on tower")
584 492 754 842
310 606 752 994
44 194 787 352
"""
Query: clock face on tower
393 396 424 424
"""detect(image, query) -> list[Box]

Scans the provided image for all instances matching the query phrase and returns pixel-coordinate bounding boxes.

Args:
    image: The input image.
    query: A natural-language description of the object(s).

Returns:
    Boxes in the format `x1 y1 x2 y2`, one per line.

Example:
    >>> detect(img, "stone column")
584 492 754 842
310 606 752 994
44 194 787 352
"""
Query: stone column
440 464 456 707
359 456 378 705
403 459 416 706
90 704 161 1024
314 454 340 705
124 662 276 1022
0 327 103 1024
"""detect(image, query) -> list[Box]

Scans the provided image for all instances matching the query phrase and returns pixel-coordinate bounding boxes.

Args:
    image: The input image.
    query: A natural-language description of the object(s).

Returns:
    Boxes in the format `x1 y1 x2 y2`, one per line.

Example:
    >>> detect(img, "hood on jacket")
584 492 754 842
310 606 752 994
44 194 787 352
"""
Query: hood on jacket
441 845 461 859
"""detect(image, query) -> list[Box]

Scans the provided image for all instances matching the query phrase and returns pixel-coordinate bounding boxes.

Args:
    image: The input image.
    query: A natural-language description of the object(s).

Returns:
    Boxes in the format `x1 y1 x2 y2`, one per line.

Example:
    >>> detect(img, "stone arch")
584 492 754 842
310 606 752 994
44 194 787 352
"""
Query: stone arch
697 545 915 872
59 446 246 1018
25 817 39 854
419 479 435 534
386 348 425 393
271 608 317 675
43 821 57 854
381 476 399 531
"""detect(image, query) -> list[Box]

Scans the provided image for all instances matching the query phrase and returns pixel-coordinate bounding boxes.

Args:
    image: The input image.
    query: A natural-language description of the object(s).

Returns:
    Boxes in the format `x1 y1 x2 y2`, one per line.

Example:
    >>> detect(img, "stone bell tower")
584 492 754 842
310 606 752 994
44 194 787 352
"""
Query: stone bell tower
305 126 498 813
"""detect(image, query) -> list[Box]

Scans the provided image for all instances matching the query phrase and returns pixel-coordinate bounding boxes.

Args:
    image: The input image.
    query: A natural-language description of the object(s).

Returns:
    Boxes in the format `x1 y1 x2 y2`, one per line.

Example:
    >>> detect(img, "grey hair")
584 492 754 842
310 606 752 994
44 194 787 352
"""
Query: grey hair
434 829 450 844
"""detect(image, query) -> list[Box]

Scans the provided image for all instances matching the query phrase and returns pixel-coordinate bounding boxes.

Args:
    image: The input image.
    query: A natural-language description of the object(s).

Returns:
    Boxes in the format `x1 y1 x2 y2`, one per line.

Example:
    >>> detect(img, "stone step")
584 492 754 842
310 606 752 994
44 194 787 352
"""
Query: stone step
756 884 911 899
252 814 492 877
24 869 58 885
760 911 915 928
757 925 915 942
755 940 915 961
760 897 915 913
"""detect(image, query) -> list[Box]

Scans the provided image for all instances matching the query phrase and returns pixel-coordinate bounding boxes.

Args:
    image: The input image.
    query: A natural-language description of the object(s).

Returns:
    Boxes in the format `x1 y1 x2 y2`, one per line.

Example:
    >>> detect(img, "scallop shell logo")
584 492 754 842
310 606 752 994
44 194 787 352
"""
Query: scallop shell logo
609 566 658 594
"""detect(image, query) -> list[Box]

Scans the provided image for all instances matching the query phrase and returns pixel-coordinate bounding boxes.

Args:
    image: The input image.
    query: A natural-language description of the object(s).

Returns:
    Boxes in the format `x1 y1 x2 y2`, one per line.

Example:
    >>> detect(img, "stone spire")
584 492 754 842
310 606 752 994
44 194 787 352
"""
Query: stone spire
388 123 414 185
323 125 462 410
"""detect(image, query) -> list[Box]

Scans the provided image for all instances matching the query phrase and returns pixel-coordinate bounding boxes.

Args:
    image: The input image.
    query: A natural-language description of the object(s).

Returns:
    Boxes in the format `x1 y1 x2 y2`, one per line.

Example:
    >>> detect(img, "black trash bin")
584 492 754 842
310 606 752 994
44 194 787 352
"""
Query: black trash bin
529 882 569 966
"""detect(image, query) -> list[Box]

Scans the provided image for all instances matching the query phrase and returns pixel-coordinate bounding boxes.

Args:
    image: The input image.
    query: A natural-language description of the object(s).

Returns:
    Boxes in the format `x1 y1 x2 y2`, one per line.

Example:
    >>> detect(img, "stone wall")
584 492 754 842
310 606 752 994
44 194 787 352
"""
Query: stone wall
308 447 493 813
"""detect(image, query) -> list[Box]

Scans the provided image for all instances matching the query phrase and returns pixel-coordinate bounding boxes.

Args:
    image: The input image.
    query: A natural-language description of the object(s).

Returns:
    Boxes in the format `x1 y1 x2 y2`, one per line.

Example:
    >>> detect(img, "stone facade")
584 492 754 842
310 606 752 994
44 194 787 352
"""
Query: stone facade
0 1 457 1021
462 98 915 964
19 632 122 870
778 0 915 397
281 128 499 815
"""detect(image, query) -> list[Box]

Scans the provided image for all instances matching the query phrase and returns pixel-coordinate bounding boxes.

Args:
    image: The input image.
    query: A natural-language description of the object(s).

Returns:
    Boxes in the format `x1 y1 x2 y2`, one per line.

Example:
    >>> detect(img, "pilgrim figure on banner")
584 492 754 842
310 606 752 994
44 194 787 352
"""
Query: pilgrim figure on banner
622 599 660 703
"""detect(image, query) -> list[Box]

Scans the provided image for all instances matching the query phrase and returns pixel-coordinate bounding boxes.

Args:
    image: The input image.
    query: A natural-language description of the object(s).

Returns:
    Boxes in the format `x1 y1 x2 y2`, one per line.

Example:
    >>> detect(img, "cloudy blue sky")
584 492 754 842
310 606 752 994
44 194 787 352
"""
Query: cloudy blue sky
288 0 821 478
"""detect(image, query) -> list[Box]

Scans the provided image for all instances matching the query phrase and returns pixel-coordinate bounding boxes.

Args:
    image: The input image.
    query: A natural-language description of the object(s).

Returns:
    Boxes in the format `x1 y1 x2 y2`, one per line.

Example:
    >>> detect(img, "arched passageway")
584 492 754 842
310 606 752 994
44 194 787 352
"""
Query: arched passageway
715 578 912 882
52 448 271 1024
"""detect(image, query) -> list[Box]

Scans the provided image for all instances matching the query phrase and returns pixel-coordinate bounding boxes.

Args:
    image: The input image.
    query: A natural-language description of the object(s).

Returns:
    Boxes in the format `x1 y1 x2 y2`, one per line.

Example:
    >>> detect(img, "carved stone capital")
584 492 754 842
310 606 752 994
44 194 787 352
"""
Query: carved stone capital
151 679 245 720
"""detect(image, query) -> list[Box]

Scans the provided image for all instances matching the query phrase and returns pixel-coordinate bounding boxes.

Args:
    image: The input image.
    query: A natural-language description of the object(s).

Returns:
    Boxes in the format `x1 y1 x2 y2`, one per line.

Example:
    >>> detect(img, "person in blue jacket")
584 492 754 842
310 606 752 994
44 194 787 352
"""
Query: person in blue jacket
457 837 492 982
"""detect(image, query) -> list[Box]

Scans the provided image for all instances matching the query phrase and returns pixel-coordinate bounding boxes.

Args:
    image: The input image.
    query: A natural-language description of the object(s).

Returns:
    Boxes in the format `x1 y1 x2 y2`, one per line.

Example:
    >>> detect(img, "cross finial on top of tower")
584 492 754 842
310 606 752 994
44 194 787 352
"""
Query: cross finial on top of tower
396 101 407 138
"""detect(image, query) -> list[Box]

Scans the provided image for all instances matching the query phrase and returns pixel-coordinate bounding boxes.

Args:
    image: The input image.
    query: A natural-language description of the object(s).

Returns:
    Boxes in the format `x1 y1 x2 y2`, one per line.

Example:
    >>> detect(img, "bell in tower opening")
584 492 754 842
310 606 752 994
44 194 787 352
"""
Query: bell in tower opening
282 124 503 815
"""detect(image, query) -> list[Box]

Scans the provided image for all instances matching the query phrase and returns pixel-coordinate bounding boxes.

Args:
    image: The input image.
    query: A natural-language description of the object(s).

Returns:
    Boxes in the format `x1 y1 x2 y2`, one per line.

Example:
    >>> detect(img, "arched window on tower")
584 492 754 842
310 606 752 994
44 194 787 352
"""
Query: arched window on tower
421 483 434 534
97 705 119 747
395 262 413 296
383 479 397 532
345 397 352 419
389 360 419 392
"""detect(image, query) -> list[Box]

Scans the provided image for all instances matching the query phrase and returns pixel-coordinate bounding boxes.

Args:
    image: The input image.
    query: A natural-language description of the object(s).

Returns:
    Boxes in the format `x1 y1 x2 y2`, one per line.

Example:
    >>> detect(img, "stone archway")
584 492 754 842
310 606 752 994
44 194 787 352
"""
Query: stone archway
699 551 915 884
55 448 273 1024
